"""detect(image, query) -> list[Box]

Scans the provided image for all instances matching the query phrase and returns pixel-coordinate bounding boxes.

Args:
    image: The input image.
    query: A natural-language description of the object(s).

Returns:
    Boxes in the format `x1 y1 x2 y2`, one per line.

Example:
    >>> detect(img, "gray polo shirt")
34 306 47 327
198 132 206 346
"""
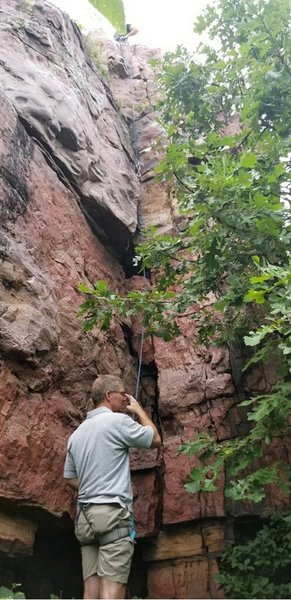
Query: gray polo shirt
64 406 153 512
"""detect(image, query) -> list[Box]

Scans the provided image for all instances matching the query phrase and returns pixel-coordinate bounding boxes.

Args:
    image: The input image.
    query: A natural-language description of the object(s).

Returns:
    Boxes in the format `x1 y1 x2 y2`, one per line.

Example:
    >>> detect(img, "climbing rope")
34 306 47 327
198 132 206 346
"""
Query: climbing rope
115 45 145 399
128 65 145 399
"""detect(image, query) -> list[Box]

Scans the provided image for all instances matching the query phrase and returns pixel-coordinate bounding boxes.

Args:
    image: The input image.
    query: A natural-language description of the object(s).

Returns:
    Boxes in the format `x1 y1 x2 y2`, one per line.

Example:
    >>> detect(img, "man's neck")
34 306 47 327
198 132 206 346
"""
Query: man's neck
94 400 112 411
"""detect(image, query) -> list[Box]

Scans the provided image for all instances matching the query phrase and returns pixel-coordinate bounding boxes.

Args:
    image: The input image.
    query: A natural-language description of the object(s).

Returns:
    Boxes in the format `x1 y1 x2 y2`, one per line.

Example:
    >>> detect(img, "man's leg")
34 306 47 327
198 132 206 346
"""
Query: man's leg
83 574 100 599
80 543 100 599
86 505 134 597
99 578 126 599
98 536 134 599
75 508 100 598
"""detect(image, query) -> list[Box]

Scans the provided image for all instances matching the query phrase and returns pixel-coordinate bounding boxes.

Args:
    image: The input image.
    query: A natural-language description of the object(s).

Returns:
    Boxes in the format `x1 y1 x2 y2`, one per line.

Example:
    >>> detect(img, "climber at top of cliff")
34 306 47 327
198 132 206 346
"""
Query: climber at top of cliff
114 24 139 42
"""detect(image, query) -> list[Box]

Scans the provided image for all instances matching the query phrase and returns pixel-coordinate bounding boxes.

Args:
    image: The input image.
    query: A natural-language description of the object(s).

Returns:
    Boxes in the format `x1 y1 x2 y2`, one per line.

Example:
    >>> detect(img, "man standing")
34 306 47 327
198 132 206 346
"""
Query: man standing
64 374 161 600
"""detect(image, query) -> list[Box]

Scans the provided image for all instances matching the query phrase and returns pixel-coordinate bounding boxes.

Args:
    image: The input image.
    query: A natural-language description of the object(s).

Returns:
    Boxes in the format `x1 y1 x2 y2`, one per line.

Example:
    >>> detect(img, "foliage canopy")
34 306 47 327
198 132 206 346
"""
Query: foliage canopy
88 0 125 33
217 514 291 598
0 584 25 599
80 0 291 502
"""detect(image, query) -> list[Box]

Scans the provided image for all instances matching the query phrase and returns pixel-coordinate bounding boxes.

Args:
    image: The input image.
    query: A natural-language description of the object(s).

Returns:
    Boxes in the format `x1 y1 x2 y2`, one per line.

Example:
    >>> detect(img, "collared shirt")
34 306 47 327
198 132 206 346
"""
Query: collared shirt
64 407 153 511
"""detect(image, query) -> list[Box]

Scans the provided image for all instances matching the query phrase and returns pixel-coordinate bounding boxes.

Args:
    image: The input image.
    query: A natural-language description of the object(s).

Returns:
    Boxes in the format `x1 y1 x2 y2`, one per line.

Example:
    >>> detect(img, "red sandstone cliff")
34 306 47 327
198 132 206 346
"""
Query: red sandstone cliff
0 1 289 598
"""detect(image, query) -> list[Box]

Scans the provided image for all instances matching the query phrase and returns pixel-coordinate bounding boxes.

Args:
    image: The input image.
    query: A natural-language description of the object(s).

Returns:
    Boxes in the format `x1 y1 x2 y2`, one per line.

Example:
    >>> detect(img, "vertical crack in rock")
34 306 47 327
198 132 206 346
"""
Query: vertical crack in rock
228 339 247 393
0 115 33 223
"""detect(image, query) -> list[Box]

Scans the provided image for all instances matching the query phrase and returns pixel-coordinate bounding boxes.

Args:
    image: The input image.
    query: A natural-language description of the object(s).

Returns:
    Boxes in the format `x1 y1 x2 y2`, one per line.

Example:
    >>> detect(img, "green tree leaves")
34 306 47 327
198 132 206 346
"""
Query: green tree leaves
0 584 25 599
217 514 291 598
88 0 125 32
244 259 291 368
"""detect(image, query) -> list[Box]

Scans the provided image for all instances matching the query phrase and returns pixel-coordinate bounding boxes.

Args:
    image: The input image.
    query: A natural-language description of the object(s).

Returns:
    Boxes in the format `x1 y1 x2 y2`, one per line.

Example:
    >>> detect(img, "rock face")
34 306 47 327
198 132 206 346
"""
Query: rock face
0 2 289 599
0 0 140 256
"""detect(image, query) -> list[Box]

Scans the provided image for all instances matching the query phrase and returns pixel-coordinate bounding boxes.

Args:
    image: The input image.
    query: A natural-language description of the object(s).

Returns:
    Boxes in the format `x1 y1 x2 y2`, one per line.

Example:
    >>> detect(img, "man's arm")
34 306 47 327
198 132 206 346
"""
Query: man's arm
64 477 79 491
125 396 161 448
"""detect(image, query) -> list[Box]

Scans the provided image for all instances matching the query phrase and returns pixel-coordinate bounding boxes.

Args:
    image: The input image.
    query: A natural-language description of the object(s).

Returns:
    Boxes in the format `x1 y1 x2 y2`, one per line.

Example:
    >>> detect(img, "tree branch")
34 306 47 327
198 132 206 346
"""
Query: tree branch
258 14 291 75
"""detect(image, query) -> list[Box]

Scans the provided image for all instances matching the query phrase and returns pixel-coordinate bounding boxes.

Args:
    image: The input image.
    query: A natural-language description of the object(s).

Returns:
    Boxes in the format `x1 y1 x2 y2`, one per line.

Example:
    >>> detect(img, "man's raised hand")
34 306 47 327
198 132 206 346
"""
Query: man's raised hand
125 395 142 416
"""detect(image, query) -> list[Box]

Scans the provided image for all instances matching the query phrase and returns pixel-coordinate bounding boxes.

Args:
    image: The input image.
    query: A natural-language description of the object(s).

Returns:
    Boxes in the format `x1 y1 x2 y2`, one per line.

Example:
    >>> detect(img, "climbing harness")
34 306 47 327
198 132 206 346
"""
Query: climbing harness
114 25 138 43
129 512 136 541
76 503 136 546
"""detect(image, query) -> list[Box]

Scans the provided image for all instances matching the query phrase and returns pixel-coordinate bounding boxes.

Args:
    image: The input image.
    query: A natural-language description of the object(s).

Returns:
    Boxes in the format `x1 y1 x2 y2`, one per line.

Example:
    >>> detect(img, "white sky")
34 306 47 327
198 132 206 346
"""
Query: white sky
50 0 213 51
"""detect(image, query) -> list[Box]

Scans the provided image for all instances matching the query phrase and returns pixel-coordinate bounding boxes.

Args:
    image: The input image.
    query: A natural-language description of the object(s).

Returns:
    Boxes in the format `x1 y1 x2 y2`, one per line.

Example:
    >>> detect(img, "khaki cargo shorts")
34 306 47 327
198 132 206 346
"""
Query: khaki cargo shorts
75 503 134 584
